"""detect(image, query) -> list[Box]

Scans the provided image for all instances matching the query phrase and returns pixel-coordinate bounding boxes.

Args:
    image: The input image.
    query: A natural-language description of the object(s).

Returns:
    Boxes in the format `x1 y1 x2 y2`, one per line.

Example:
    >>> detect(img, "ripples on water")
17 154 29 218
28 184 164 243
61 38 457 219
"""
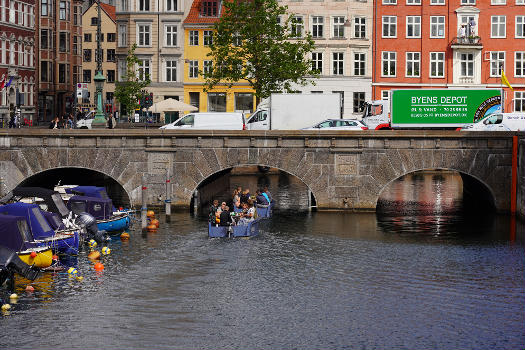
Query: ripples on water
1 171 524 350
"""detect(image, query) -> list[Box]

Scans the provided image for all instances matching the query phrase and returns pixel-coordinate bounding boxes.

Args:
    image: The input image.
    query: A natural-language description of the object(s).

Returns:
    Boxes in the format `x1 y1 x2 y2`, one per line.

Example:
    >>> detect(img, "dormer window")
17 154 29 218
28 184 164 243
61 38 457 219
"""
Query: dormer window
201 0 218 17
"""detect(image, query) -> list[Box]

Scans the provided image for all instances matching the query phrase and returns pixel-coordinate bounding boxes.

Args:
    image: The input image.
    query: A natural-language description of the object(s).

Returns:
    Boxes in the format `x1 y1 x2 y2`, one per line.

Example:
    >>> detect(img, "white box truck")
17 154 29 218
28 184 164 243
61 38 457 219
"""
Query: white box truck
245 93 341 130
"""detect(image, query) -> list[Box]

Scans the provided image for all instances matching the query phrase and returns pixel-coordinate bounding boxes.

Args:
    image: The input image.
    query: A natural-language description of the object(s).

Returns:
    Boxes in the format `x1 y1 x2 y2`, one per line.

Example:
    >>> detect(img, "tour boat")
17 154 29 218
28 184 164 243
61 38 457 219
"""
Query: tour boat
0 215 53 268
0 203 80 255
208 218 262 238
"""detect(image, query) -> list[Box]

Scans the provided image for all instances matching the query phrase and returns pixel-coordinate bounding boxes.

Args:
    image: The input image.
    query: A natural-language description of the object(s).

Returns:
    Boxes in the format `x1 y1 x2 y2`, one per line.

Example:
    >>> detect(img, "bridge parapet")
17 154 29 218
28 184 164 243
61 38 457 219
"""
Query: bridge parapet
0 129 522 212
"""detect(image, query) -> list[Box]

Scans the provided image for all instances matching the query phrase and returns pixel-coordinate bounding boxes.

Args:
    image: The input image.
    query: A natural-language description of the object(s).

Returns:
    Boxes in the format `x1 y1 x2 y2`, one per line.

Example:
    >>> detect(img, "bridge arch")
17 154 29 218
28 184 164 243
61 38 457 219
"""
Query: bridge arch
375 168 496 213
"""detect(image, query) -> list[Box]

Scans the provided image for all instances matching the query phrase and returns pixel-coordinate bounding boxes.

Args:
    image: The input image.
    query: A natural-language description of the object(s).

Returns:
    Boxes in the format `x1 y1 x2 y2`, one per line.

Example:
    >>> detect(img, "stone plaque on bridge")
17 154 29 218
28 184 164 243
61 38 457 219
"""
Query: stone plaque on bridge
148 153 173 175
335 154 358 175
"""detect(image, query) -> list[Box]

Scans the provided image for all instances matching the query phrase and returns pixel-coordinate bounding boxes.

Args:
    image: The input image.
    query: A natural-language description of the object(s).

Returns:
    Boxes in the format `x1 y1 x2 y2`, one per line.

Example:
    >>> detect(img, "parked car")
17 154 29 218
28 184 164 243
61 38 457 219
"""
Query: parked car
302 119 369 130
461 113 525 131
159 112 245 130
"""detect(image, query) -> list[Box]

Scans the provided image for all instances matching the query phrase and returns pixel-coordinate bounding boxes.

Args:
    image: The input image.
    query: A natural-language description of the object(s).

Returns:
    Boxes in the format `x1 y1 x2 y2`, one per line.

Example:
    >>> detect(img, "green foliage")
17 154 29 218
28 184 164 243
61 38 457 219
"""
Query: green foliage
204 0 318 99
114 43 151 117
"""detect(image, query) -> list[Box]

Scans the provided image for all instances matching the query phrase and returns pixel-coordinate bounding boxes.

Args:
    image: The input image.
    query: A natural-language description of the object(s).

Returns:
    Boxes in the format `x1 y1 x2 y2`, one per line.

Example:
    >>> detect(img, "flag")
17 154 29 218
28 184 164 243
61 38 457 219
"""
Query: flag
4 77 12 88
501 71 513 90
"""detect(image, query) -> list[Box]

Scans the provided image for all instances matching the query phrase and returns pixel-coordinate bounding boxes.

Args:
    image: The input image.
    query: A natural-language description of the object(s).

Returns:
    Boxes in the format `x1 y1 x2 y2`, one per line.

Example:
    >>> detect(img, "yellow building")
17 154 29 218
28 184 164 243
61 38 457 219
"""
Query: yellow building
182 0 256 114
81 3 117 114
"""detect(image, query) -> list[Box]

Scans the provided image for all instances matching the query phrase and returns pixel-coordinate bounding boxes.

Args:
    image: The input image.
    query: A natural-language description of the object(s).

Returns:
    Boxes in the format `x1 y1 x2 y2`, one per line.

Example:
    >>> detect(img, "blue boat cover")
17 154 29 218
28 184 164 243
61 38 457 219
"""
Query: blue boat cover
0 214 35 251
67 195 113 220
0 203 56 240
41 211 65 231
66 186 109 200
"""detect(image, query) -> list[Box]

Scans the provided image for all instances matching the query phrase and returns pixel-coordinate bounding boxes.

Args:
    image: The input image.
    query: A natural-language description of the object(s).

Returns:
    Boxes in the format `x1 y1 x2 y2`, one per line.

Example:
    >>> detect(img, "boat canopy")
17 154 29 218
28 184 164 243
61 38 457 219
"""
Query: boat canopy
67 196 113 220
65 186 110 200
12 187 71 218
0 214 35 251
0 203 56 240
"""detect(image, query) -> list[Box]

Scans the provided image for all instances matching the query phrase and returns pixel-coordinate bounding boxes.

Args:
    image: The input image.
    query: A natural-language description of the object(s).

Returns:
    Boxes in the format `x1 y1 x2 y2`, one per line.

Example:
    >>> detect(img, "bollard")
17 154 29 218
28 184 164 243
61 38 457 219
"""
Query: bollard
307 189 312 211
165 168 171 222
193 190 199 213
141 175 147 231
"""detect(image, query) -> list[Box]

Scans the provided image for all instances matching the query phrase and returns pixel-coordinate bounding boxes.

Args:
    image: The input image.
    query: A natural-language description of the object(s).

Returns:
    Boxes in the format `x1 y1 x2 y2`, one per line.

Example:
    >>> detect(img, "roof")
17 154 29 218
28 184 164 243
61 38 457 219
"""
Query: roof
183 0 225 25
83 2 116 23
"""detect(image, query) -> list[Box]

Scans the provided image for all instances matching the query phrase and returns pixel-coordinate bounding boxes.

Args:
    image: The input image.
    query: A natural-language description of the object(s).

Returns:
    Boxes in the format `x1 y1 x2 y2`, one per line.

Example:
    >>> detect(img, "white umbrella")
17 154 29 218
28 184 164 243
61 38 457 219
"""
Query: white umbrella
149 98 198 113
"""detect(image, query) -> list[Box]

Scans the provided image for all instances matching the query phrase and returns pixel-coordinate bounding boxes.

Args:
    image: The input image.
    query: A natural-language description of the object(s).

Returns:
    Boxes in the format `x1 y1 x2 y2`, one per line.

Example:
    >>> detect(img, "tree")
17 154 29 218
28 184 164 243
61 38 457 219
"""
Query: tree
204 0 318 99
114 43 151 118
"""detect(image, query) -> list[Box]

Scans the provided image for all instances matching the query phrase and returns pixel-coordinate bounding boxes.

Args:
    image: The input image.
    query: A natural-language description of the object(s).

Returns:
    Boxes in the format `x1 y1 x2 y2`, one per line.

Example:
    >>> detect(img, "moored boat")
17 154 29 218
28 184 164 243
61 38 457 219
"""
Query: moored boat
67 195 130 233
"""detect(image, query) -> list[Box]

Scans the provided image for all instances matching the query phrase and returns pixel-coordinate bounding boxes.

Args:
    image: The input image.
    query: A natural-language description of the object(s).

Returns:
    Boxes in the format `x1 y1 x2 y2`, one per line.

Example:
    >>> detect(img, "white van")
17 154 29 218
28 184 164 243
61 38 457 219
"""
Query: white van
462 113 525 131
159 112 245 130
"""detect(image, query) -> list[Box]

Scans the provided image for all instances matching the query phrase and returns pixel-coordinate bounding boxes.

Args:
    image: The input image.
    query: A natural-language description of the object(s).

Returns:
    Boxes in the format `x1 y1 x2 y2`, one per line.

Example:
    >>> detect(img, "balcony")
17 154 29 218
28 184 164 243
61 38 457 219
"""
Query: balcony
450 36 483 50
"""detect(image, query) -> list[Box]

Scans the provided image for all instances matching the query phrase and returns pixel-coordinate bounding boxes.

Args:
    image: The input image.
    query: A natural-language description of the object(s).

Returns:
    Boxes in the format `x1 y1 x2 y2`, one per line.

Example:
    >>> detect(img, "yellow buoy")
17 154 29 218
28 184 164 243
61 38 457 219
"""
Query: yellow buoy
1 304 11 311
67 267 78 276
9 293 18 300
101 247 111 255
76 276 84 281
120 232 130 240
88 239 97 248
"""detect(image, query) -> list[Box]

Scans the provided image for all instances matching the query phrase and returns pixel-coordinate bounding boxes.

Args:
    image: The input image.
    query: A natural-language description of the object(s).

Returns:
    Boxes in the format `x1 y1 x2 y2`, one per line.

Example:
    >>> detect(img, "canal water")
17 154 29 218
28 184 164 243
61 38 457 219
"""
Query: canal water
1 171 524 350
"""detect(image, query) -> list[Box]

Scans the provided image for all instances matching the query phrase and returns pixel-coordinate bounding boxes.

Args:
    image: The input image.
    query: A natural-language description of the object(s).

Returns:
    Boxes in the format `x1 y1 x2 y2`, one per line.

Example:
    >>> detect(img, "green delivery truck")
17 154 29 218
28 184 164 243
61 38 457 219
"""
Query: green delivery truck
361 89 502 130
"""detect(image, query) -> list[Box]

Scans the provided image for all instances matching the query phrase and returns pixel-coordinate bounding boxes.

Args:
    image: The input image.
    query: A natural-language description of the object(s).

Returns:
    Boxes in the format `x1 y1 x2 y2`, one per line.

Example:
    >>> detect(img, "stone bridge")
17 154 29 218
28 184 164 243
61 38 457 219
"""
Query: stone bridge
0 129 522 213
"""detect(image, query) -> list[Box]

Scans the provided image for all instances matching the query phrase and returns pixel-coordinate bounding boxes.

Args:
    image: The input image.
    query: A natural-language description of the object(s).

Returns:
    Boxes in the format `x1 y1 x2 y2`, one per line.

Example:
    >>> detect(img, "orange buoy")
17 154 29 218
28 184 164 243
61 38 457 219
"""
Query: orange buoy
147 224 157 232
94 262 104 271
151 218 160 228
52 255 59 261
120 232 130 240
25 285 35 292
30 252 37 258
147 210 155 218
88 251 101 260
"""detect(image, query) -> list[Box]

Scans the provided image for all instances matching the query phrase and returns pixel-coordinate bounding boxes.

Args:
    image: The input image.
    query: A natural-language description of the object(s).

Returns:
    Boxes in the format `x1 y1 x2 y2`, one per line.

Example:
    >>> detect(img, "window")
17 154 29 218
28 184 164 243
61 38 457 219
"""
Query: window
95 48 103 62
189 92 200 110
59 1 66 19
516 16 525 38
430 52 445 78
189 60 198 78
118 60 126 81
460 53 474 77
203 60 212 76
491 0 505 4
165 25 177 46
312 52 323 74
382 51 396 77
106 92 114 103
107 33 116 42
73 4 78 24
59 32 68 52
515 91 525 112
166 60 177 81
107 70 115 83
41 0 49 16
138 0 149 11
73 66 80 85
354 53 365 76
382 91 390 100
84 33 92 42
137 24 151 46
208 93 226 112
41 29 49 49
83 69 91 83
9 0 14 23
518 0 525 4
203 30 213 46
333 16 345 38
332 52 344 75
490 51 505 77
73 36 79 55
41 61 48 81
382 16 396 38
406 16 421 38
118 24 127 47
430 16 445 38
189 30 199 46
406 52 420 77
166 0 176 11
491 16 506 38
291 16 304 37
201 0 218 17
107 49 115 62
138 59 150 81
354 17 366 38
58 63 64 83
461 0 475 4
406 0 420 4
312 16 324 38
353 92 365 113
383 0 396 3
515 52 525 77
83 49 92 62
235 93 254 113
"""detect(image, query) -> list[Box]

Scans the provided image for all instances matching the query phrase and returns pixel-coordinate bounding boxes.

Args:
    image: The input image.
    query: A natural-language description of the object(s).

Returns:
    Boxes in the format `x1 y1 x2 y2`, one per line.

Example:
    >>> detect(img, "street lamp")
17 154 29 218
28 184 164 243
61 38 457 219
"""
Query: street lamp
91 0 106 128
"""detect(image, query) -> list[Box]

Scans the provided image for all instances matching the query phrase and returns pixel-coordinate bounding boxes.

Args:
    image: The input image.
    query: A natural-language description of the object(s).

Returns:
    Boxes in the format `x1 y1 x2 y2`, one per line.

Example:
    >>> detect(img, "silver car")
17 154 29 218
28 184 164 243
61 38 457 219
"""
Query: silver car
303 119 369 130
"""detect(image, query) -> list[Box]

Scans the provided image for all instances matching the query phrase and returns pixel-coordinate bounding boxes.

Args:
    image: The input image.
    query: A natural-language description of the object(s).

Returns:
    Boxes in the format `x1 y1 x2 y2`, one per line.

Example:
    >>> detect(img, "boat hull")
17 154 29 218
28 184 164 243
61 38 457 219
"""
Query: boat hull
18 247 53 268
232 218 260 237
36 231 80 255
97 214 130 233
208 223 228 238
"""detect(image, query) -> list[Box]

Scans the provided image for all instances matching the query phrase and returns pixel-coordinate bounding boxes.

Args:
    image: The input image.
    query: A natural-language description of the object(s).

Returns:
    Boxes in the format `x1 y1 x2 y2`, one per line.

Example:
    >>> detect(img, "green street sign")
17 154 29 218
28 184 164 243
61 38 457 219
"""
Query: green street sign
391 89 502 127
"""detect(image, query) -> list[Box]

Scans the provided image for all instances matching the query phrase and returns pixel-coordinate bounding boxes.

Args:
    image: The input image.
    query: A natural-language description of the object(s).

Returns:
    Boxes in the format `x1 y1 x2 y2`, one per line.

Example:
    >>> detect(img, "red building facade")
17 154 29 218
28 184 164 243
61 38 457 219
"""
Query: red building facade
373 0 525 112
37 0 83 122
0 0 36 124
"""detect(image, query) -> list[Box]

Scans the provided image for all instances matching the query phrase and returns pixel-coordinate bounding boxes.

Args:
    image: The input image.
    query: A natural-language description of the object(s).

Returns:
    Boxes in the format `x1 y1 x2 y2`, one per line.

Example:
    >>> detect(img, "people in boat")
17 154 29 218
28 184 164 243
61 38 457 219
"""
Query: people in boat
219 205 233 226
232 189 241 209
209 199 219 223
239 200 255 225
240 189 250 204
215 201 226 223
263 186 272 203
255 189 269 206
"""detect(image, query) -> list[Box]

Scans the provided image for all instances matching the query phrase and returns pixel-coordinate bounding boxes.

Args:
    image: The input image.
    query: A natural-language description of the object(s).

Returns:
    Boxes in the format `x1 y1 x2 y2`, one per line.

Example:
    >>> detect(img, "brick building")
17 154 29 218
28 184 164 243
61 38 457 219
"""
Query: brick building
373 0 525 112
0 0 36 124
